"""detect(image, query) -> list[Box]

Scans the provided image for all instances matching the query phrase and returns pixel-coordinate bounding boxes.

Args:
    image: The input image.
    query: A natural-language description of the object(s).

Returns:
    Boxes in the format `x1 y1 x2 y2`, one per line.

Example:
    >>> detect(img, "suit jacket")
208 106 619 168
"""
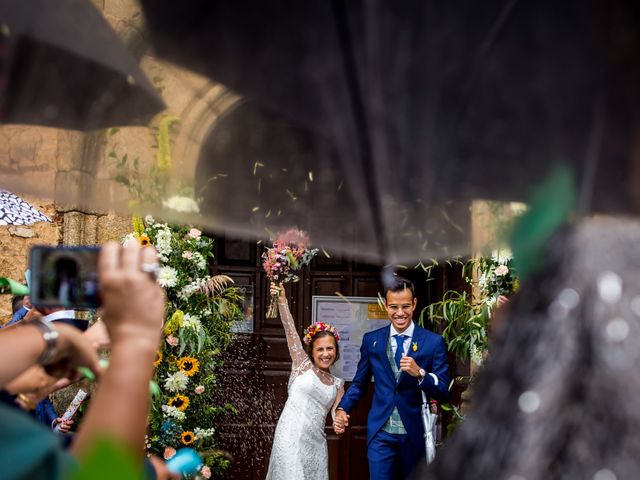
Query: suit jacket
338 323 450 451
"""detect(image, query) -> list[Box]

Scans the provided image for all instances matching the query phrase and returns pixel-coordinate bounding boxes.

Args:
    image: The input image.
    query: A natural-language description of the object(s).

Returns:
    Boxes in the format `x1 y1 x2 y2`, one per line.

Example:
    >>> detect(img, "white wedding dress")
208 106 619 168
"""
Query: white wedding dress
265 297 345 480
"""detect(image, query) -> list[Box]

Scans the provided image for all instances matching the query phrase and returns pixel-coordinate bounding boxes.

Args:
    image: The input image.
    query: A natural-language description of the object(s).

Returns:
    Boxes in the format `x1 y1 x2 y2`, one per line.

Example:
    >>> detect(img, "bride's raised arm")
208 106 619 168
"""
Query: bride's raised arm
273 284 308 369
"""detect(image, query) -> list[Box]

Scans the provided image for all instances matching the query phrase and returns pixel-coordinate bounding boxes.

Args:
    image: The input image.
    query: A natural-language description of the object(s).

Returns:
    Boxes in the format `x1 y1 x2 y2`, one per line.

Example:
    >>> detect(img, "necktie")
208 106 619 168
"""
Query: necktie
394 334 405 368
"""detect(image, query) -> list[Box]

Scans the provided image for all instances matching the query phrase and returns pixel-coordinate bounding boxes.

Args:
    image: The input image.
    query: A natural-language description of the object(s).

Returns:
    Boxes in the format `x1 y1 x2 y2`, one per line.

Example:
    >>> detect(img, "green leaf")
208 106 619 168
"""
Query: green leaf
509 164 576 279
67 437 142 480
109 127 120 136
114 175 130 186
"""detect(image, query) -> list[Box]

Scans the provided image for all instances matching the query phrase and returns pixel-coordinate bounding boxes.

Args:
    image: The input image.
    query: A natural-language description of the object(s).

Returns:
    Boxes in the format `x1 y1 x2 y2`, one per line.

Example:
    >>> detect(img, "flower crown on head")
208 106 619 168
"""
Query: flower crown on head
303 322 340 345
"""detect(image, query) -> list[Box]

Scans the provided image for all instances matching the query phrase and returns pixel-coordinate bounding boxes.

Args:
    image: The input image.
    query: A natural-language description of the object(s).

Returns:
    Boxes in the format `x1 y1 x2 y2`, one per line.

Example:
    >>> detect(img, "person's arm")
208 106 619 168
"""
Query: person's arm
418 336 450 402
71 241 164 459
273 284 307 368
0 321 99 388
331 382 346 434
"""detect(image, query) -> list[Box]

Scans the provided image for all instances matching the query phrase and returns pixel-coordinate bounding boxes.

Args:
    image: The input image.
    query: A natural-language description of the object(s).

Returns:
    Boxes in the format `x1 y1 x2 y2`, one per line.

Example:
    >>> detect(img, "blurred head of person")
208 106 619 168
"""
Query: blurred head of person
425 217 640 480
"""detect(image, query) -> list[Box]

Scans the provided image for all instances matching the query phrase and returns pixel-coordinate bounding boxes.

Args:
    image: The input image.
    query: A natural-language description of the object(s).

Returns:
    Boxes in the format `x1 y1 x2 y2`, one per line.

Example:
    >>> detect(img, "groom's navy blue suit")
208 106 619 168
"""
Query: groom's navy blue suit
338 322 450 479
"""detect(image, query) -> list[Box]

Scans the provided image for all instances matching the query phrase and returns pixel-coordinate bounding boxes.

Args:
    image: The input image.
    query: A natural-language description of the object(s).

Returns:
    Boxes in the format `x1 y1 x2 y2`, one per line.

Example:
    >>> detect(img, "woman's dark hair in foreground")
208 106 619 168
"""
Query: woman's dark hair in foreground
418 218 640 480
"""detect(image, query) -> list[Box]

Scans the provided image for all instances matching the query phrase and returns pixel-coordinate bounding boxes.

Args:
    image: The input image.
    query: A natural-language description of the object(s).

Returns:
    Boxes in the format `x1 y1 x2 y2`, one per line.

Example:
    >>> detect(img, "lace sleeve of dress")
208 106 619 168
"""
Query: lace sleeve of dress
331 379 346 421
277 298 308 369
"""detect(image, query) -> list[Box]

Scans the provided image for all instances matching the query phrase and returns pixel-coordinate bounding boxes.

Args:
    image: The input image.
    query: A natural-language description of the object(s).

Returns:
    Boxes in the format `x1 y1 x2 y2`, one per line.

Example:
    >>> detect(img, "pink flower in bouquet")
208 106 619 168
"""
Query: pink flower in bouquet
201 466 212 479
187 228 201 239
262 228 318 318
166 335 179 347
195 385 205 394
278 228 310 248
182 251 193 259
495 265 509 277
163 447 176 460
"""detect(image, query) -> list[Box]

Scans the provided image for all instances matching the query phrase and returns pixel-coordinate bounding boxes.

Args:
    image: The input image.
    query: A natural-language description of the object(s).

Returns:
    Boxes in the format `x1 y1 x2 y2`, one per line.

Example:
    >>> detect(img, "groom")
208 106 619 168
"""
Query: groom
334 277 450 479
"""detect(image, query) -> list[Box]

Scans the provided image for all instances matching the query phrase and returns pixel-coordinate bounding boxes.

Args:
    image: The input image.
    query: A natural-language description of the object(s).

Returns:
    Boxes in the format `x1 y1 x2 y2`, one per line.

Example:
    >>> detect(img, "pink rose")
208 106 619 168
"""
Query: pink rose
187 228 201 239
166 335 179 347
201 466 211 479
163 447 176 460
195 385 205 394
182 251 193 259
495 265 509 277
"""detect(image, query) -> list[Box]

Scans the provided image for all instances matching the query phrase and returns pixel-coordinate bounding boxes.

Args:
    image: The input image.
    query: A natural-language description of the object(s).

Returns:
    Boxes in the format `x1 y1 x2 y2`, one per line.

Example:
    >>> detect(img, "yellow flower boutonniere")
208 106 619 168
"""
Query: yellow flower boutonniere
412 342 418 352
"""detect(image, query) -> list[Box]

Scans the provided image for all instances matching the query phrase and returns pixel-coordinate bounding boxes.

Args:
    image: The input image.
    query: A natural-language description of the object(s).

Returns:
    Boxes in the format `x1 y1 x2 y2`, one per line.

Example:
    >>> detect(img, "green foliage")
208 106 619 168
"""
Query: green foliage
126 219 242 479
421 251 518 362
109 115 184 207
422 290 489 360
439 402 465 437
510 165 576 279
67 437 141 480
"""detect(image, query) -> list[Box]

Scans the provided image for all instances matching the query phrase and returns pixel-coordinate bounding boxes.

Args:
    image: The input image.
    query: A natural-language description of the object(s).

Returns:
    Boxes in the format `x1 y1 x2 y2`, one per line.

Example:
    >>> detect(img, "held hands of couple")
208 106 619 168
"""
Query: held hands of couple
333 409 349 435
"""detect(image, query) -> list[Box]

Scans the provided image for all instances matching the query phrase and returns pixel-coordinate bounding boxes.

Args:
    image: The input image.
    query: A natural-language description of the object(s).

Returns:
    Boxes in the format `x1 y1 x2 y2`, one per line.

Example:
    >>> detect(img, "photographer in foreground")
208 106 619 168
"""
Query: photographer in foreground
0 241 177 479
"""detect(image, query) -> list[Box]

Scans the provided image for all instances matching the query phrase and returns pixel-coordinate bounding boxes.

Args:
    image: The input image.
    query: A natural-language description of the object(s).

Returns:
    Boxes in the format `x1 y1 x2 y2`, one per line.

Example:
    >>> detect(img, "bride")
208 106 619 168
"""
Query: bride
265 284 345 480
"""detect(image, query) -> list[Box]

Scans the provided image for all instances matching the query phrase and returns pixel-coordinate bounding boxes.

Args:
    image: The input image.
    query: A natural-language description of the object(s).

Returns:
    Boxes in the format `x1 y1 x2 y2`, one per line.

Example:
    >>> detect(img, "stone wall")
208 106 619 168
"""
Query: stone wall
0 0 238 321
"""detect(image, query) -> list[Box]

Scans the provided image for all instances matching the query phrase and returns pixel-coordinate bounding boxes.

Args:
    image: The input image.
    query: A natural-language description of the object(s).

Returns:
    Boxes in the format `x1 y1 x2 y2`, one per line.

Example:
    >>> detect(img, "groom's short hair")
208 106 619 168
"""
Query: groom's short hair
384 277 415 300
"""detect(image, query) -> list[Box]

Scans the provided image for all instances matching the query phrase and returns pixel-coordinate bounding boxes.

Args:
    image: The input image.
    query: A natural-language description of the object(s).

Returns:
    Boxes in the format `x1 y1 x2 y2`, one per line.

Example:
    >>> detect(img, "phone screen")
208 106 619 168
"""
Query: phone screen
29 246 101 308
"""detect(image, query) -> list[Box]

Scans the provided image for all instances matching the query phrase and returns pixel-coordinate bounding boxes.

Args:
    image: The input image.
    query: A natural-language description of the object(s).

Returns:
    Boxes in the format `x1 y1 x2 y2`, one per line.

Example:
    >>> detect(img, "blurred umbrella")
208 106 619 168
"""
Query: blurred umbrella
146 1 639 262
0 189 51 225
0 0 165 130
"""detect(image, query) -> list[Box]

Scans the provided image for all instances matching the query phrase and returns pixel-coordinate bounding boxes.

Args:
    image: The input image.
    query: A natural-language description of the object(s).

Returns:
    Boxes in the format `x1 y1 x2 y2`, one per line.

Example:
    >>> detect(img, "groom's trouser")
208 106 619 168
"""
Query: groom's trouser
368 430 421 480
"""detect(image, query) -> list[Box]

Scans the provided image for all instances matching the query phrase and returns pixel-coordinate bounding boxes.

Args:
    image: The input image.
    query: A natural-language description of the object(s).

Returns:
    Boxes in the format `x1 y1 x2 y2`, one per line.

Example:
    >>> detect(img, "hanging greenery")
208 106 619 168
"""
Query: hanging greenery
421 249 518 363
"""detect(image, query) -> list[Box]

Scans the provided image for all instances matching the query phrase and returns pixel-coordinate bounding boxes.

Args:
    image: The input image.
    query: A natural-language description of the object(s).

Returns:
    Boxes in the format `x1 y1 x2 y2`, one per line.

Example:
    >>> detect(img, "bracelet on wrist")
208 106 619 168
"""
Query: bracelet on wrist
29 319 60 366
17 393 36 411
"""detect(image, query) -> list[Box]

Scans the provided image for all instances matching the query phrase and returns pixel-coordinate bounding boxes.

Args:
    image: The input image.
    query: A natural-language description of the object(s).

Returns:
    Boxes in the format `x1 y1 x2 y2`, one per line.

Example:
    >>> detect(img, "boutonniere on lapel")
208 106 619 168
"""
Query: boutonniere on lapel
412 342 418 352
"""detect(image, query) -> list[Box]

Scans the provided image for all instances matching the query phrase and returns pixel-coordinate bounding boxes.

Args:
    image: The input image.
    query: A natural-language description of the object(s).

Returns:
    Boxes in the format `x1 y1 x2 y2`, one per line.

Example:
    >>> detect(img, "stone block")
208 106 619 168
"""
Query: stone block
8 226 36 238
97 213 132 243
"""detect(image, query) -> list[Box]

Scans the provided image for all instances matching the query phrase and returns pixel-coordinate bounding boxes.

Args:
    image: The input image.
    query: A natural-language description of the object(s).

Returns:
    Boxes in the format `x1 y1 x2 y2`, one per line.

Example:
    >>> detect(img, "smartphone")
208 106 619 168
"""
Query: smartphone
29 245 101 308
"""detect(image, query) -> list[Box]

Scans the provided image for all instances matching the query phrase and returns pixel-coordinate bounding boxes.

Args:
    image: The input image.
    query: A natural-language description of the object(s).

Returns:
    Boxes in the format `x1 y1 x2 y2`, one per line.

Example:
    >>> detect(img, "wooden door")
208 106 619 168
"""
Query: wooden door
210 235 465 480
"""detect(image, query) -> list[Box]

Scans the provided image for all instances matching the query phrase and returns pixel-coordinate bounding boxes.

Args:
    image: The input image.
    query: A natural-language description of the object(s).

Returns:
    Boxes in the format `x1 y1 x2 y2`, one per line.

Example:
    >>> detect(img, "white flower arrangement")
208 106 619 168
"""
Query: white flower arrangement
127 219 241 476
191 252 207 271
163 195 200 213
157 266 178 288
178 278 206 300
182 313 203 331
163 371 190 392
194 427 215 440
161 405 186 421
155 228 173 259
491 248 513 265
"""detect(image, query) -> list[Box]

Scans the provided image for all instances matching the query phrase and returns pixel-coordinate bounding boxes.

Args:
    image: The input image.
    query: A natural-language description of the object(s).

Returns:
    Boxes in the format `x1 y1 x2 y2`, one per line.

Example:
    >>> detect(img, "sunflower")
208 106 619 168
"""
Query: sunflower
153 350 163 368
138 235 152 246
177 356 200 377
168 394 190 411
180 431 195 446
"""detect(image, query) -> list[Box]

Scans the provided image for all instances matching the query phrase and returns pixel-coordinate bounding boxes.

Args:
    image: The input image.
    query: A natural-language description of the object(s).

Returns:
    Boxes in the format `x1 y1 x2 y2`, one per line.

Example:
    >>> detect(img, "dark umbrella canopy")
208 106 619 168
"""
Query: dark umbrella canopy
0 0 165 130
140 1 640 262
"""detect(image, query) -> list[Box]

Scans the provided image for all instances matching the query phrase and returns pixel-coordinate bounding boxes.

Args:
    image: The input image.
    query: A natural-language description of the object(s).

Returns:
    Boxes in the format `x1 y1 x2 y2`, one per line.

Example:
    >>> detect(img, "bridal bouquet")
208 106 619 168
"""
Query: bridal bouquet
262 229 319 318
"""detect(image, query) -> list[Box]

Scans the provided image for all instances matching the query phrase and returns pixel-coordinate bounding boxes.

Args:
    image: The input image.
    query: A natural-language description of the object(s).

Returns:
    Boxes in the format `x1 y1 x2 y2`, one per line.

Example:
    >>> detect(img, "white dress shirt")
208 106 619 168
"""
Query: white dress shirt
389 321 438 386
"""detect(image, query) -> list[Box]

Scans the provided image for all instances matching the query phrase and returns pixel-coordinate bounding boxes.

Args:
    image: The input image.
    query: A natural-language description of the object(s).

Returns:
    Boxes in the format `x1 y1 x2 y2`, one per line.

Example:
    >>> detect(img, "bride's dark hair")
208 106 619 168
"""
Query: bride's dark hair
420 218 640 480
304 331 341 365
